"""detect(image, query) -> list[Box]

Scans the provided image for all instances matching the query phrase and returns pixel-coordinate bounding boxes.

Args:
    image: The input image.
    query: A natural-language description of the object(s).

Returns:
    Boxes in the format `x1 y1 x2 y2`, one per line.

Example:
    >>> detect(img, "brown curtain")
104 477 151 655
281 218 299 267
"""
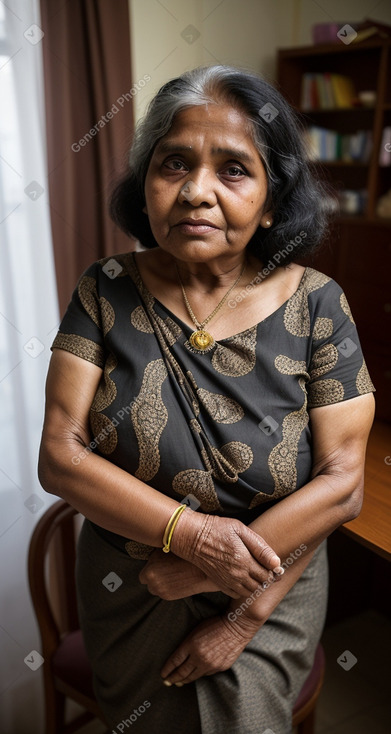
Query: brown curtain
40 0 135 314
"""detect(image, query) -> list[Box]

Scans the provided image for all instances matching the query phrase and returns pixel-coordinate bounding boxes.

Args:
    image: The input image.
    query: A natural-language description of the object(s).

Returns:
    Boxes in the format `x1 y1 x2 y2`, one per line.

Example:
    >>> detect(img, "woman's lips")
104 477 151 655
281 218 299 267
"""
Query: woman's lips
177 223 217 234
174 219 219 235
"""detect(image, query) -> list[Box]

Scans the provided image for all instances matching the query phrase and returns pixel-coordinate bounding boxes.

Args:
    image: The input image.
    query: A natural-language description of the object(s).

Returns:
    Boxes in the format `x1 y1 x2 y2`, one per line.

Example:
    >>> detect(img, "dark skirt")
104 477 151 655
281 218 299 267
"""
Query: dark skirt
76 519 328 734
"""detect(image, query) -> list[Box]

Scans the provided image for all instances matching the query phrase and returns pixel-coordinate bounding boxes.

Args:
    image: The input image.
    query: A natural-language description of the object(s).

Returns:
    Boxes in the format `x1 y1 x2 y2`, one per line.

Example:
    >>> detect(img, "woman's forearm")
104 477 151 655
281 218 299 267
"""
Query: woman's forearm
248 470 361 564
38 436 185 547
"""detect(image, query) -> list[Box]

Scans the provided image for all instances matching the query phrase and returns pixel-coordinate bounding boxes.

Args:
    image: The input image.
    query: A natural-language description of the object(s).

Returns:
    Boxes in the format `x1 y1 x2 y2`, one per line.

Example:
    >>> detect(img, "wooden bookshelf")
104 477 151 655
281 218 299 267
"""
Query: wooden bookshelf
278 38 391 218
277 39 391 422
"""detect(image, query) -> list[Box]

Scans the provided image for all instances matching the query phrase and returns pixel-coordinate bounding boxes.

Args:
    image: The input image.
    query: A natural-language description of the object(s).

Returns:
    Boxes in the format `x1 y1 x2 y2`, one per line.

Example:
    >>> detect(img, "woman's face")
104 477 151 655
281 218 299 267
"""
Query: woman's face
143 102 271 265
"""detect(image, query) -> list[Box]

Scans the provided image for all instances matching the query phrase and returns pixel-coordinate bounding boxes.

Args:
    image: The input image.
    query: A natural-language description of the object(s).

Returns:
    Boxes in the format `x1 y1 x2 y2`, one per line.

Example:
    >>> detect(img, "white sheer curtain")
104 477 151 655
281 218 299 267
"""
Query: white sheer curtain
0 1 59 731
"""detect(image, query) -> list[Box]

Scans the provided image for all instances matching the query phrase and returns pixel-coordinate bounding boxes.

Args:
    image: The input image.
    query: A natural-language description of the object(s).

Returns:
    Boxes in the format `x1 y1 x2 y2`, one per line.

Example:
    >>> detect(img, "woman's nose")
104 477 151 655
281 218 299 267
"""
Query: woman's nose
178 170 217 206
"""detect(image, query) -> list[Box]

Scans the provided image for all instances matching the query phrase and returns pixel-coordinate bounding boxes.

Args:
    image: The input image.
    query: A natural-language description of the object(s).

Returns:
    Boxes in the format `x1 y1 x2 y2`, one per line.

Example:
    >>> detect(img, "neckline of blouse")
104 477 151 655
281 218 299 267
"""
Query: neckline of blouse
127 251 310 344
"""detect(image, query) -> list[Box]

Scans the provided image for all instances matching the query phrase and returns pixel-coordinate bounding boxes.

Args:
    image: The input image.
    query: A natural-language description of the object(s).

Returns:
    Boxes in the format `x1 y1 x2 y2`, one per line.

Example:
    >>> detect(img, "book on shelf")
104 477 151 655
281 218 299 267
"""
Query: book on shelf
337 189 368 215
304 126 372 163
301 72 356 110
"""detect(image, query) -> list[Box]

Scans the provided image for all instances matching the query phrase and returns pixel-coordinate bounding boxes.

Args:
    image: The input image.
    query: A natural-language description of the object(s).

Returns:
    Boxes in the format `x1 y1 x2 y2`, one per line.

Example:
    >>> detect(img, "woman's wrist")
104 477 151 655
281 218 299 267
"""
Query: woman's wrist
169 506 208 560
226 592 267 627
222 607 263 642
226 548 317 628
162 504 187 553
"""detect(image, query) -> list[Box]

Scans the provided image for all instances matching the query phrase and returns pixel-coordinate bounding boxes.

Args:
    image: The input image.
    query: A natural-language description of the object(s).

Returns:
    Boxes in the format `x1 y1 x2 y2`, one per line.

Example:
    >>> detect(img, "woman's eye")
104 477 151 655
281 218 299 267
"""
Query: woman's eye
224 165 246 177
164 159 187 171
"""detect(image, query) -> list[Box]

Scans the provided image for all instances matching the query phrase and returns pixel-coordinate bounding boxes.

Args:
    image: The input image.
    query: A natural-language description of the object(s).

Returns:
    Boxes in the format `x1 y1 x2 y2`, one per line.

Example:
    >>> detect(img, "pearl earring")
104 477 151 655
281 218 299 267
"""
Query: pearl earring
264 219 272 227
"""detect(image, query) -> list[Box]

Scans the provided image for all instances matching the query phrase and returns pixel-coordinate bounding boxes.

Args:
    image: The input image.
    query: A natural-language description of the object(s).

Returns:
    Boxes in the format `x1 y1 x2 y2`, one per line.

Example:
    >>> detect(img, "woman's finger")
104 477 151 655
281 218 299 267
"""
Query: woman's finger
162 660 197 686
219 566 274 597
238 525 283 572
247 562 283 588
160 646 189 680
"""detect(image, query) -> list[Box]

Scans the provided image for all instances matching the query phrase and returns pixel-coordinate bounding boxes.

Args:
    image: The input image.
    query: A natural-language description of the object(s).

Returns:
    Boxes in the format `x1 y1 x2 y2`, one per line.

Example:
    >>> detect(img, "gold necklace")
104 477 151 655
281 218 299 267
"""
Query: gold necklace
175 261 246 352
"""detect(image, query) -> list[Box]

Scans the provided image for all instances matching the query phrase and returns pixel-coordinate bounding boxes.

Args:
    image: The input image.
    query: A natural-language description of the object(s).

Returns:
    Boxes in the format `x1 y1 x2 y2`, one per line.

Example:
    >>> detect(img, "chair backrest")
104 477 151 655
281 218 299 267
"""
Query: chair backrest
28 499 80 658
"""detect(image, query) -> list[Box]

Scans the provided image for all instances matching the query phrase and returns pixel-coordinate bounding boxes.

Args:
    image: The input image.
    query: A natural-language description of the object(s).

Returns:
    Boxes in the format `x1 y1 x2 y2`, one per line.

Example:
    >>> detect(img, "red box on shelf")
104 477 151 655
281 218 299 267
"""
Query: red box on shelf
312 23 348 44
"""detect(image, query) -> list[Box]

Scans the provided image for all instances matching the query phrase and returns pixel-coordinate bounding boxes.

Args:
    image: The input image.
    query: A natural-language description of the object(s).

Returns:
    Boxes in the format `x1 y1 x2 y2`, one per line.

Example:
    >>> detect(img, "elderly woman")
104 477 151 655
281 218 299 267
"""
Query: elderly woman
38 66 375 733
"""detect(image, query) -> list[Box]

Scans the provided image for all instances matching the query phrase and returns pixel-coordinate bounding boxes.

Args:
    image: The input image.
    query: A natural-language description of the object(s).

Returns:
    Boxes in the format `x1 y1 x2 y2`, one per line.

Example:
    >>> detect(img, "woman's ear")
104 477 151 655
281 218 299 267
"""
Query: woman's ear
142 205 148 215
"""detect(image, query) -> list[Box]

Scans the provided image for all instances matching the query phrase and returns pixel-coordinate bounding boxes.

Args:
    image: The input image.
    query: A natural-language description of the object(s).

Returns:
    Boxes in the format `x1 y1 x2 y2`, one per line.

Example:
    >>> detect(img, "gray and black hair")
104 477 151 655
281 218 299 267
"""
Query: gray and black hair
110 65 332 264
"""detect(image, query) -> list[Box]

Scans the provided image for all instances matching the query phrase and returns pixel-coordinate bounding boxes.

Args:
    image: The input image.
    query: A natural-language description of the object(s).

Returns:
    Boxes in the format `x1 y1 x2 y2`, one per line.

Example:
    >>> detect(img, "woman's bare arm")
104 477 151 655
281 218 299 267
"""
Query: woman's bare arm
225 391 375 625
248 394 375 566
38 349 282 597
38 349 180 544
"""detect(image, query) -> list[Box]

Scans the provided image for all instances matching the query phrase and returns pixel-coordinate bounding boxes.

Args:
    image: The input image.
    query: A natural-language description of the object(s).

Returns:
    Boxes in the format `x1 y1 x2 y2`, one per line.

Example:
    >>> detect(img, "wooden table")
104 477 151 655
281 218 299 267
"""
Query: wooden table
341 420 391 562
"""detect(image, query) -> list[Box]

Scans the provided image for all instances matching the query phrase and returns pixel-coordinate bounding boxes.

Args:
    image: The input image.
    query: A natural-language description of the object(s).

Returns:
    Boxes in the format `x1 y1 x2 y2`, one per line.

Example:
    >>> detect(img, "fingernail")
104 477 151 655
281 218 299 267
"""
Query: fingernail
175 682 184 687
163 679 172 687
273 566 284 575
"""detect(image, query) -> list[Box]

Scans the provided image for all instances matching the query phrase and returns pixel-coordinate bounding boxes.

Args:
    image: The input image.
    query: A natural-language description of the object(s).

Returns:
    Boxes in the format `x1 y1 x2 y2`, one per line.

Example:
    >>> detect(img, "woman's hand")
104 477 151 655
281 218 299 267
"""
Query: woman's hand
171 512 283 599
160 613 260 685
139 550 220 599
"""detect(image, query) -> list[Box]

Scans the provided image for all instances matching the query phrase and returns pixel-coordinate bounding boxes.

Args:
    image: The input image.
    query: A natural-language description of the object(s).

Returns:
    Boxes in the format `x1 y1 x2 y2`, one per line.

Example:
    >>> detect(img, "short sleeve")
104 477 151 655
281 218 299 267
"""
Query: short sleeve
307 281 375 408
51 262 105 368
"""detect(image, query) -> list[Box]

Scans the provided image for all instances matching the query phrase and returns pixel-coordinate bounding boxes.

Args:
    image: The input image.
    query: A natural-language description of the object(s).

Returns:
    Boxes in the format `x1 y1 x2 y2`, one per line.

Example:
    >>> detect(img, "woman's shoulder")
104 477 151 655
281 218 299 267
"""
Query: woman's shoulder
297 267 354 326
299 266 343 301
299 265 332 291
270 263 336 310
70 252 144 325
96 251 137 279
76 251 140 290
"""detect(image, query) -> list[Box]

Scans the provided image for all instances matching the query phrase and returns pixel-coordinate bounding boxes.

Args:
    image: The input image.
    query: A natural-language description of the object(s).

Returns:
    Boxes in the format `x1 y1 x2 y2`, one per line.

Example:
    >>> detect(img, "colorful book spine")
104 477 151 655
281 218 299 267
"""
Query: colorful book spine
305 126 372 163
301 72 356 109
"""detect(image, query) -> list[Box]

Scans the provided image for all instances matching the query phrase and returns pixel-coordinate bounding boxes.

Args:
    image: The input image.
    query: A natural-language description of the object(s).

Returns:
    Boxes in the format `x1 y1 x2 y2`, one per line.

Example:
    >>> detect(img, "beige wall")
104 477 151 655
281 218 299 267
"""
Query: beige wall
129 0 391 122
128 0 296 121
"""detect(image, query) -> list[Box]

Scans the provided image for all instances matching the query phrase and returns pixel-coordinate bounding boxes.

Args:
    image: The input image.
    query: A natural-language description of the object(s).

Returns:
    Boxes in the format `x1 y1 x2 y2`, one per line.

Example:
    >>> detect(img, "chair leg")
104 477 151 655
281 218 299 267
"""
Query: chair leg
297 710 315 734
44 676 66 734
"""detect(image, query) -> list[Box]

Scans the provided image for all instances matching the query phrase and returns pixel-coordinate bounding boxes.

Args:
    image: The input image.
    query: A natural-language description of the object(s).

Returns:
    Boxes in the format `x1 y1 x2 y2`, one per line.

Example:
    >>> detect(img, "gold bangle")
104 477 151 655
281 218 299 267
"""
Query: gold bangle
162 505 187 553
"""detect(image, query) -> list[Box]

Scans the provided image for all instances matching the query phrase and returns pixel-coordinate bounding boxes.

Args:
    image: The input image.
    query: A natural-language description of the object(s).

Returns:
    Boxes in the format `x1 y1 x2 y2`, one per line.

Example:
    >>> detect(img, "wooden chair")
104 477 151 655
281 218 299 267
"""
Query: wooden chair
28 499 325 734
28 499 108 734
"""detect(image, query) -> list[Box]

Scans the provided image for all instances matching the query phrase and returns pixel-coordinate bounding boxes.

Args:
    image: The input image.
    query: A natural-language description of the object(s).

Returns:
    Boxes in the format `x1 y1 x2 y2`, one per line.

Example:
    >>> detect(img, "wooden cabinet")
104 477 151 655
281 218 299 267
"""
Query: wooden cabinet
277 40 391 421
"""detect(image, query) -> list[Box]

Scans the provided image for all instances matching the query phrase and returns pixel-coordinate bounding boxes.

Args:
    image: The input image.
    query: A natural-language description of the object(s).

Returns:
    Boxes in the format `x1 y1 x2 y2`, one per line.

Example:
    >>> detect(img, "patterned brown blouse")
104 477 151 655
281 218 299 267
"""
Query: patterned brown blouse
52 252 375 557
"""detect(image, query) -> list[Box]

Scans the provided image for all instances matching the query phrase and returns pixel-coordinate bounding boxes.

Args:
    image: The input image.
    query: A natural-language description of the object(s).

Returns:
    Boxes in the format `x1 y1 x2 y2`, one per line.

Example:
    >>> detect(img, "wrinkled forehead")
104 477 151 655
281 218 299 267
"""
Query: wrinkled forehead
154 102 260 160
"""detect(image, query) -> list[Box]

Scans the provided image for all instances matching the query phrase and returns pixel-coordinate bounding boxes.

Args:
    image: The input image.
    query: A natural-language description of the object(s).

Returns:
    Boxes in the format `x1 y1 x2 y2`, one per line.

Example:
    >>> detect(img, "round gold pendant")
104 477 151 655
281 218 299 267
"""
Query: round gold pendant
189 329 215 352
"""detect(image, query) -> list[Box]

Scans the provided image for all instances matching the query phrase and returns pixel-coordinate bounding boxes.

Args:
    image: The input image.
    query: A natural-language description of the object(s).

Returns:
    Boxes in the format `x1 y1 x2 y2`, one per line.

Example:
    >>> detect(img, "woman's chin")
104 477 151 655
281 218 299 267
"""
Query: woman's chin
156 238 232 263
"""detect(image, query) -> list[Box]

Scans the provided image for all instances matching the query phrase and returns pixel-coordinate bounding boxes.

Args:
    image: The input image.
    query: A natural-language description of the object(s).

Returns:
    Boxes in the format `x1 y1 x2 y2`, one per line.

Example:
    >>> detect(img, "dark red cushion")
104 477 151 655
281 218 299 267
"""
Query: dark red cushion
52 629 95 698
293 643 325 714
